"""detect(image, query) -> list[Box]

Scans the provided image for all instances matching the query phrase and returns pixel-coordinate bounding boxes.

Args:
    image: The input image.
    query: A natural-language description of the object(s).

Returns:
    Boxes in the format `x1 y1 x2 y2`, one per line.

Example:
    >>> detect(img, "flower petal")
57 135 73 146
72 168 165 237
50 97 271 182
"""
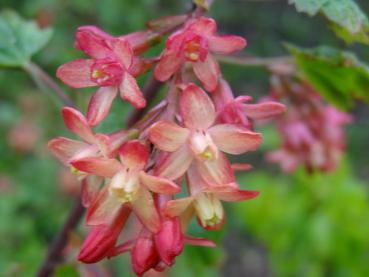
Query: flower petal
119 140 149 171
187 17 216 35
56 59 95 88
154 145 193 180
149 120 190 152
180 83 216 130
184 236 216 248
81 175 103 207
207 185 260 202
196 152 235 185
242 102 286 120
62 107 96 143
231 163 253 172
71 157 122 177
164 197 194 218
208 35 246 54
209 124 262 154
119 72 146 109
48 137 88 165
86 185 123 225
87 86 118 126
111 38 133 69
192 54 220 92
154 49 183 82
75 26 113 59
139 171 180 194
131 187 161 233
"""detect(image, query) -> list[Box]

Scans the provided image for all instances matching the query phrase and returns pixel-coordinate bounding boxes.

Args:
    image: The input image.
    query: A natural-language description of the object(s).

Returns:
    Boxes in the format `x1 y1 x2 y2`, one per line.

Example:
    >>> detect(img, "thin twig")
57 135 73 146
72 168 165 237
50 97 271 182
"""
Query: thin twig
216 55 294 68
23 62 75 108
37 197 84 277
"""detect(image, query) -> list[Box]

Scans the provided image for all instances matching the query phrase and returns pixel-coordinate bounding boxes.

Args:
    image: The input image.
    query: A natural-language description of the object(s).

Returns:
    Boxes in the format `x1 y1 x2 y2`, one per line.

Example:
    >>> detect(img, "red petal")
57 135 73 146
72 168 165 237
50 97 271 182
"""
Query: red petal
71 157 122 177
139 171 180 194
48 137 87 165
180 83 216 130
184 236 216 248
149 120 190 152
207 186 260 202
242 102 286 120
154 49 183 82
231 163 253 172
81 175 103 207
108 129 137 157
196 152 235 185
62 107 96 143
187 17 216 35
119 140 149 171
154 145 193 180
164 197 194 218
111 39 133 69
119 73 146 109
87 86 118 126
209 35 246 54
75 26 113 59
193 54 220 92
56 59 95 88
86 185 123 225
131 187 161 233
209 124 263 154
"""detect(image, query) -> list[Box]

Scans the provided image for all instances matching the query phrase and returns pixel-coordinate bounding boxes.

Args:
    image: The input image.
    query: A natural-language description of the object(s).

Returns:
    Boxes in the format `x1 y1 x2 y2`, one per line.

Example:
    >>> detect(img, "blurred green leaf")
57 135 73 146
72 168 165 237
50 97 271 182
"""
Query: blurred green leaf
0 10 52 67
289 0 369 44
55 264 79 277
287 44 369 109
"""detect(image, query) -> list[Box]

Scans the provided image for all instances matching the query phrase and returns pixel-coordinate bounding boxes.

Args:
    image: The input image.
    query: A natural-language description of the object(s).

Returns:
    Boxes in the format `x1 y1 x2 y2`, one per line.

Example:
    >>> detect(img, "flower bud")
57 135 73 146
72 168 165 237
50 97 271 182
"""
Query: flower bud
194 193 224 230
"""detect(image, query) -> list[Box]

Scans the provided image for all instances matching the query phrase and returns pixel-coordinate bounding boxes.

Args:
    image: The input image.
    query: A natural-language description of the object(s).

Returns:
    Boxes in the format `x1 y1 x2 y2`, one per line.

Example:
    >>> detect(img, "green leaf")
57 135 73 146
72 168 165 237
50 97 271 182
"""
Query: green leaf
289 0 369 44
286 44 369 109
0 10 53 67
55 264 80 277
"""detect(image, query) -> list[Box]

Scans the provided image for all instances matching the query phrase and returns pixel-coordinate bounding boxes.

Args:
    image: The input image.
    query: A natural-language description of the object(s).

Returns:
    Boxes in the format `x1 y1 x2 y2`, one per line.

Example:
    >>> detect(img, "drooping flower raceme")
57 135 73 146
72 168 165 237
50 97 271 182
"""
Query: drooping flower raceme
48 12 285 276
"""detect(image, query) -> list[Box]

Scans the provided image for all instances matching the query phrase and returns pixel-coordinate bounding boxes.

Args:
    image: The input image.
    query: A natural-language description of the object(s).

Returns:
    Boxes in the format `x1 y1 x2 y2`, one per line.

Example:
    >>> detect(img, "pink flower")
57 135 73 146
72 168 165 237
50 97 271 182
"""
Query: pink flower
149 83 262 183
78 206 130 263
71 140 180 232
154 17 246 91
57 26 146 126
164 164 258 230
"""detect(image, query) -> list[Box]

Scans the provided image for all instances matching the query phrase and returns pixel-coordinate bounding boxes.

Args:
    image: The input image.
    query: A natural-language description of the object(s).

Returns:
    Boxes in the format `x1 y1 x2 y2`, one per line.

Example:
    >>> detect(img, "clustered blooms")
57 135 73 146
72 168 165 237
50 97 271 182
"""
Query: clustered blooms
50 13 285 276
266 75 352 173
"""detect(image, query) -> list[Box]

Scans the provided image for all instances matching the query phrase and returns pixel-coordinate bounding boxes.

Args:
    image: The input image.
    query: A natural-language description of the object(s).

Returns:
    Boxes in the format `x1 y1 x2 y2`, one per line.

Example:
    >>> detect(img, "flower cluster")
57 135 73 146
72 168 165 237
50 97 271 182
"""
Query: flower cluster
49 14 285 276
266 76 352 173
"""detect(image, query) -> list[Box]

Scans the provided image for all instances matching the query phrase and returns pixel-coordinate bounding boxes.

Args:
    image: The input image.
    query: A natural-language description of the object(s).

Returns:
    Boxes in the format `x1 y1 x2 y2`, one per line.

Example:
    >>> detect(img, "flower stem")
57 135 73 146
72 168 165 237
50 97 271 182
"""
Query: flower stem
216 55 294 69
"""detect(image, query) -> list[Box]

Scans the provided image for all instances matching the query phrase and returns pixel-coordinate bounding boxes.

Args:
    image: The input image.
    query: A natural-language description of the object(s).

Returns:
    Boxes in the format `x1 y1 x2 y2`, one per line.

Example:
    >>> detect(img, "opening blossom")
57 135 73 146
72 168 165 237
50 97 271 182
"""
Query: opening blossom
49 11 285 276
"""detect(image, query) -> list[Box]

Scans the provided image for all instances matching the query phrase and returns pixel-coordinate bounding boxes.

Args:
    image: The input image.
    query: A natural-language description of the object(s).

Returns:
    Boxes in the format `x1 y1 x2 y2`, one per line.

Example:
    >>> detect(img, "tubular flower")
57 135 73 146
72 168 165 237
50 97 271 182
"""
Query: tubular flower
267 78 352 173
57 26 146 126
71 140 180 232
164 164 259 230
154 17 246 91
149 83 262 182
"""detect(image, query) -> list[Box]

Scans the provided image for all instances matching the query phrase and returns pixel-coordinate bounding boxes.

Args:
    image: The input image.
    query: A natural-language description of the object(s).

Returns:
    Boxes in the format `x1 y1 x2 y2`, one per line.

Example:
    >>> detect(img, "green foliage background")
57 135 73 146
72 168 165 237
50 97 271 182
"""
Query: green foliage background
0 0 369 276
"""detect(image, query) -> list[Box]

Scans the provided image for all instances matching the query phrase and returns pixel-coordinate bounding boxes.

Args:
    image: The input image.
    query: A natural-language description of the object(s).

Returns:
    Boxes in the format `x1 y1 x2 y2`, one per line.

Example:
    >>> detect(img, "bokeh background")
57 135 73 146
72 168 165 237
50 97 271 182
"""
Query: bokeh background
1 0 369 276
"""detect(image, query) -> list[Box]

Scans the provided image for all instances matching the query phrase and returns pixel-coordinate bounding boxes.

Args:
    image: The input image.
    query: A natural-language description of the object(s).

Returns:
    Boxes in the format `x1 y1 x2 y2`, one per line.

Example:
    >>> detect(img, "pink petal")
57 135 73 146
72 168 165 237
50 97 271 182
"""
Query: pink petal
56 59 95 88
71 157 122 177
231 163 253 172
139 171 180 194
193 54 220 92
81 175 103 207
75 26 113 59
208 35 246 54
164 197 194 218
149 120 190 152
119 72 146 109
111 38 133 69
87 86 118 126
180 83 216 130
243 102 286 120
48 137 87 165
184 236 216 248
131 187 161 233
119 140 149 171
196 152 235 185
206 185 260 202
209 124 262 154
62 107 96 143
86 185 123 225
154 145 193 180
187 17 216 36
154 49 183 82
108 129 138 157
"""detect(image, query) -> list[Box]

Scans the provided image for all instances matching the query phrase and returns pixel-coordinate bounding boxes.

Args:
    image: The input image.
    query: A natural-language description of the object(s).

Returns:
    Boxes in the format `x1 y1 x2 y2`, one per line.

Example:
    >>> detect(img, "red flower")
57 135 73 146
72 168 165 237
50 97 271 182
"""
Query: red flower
154 17 246 91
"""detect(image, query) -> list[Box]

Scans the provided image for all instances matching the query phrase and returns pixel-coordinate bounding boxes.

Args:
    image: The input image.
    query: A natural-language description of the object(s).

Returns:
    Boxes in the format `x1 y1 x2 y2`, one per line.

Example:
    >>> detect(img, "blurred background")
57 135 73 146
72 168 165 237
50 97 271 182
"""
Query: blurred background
1 0 369 276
